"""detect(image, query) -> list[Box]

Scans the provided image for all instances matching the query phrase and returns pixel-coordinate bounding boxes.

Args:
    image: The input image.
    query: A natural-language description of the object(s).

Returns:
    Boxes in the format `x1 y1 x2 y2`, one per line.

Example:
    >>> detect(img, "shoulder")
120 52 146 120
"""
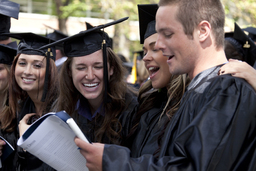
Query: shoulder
206 74 256 95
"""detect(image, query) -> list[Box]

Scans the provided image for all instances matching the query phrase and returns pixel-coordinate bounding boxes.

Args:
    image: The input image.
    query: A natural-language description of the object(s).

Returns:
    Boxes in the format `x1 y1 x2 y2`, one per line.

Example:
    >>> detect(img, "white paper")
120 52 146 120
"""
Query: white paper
17 114 88 171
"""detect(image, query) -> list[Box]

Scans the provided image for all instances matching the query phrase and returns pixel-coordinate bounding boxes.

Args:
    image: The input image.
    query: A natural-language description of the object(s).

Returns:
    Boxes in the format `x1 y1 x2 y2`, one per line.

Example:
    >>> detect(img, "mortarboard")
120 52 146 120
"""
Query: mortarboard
0 0 20 40
225 23 256 66
44 24 68 41
39 17 129 103
138 4 158 44
0 43 16 65
2 32 57 102
2 32 56 60
243 27 256 42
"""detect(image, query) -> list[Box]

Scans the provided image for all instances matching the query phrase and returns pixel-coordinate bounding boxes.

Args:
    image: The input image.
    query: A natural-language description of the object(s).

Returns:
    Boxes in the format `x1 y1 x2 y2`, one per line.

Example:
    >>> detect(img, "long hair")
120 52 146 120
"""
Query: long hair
158 0 225 49
56 47 133 144
3 54 58 132
126 74 189 146
0 64 14 132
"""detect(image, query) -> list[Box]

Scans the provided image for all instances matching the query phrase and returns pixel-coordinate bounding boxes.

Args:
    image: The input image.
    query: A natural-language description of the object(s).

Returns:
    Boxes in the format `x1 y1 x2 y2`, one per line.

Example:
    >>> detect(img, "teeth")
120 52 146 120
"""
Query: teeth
23 78 34 82
149 67 155 71
83 83 98 87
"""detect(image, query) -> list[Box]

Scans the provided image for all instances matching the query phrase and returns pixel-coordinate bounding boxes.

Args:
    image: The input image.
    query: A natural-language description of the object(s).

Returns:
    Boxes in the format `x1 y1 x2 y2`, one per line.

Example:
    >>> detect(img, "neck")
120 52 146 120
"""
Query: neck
27 91 44 116
88 99 103 115
189 47 227 79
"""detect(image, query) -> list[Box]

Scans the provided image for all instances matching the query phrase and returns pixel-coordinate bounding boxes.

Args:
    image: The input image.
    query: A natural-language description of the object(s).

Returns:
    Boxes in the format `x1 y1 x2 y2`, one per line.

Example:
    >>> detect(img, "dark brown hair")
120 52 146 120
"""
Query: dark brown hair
1 54 58 132
56 47 134 144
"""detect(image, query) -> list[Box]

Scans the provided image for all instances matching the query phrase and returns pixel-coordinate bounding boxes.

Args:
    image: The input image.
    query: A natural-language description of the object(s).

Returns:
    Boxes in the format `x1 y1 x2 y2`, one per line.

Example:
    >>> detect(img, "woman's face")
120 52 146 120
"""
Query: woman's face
0 64 9 93
15 54 46 94
71 50 113 104
143 33 172 89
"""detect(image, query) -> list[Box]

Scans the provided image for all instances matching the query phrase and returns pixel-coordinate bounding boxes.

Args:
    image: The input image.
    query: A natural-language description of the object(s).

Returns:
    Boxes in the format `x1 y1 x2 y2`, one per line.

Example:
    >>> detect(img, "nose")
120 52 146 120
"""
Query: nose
143 51 153 62
155 34 165 51
86 67 95 80
23 65 32 75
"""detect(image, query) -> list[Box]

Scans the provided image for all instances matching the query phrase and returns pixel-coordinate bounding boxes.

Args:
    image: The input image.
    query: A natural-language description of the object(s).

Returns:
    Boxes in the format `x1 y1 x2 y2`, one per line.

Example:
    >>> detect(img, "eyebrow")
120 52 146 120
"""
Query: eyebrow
18 58 44 63
75 62 103 66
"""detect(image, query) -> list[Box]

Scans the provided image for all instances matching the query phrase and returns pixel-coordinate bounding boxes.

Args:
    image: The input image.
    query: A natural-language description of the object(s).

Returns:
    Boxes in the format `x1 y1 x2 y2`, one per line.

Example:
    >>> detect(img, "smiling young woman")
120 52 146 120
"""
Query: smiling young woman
1 32 58 171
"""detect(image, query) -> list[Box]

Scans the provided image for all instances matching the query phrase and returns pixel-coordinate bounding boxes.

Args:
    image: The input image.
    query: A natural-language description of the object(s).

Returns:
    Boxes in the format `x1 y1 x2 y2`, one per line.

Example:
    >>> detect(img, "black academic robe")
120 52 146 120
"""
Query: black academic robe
17 97 56 171
74 91 138 144
0 126 19 171
130 89 168 158
103 65 256 171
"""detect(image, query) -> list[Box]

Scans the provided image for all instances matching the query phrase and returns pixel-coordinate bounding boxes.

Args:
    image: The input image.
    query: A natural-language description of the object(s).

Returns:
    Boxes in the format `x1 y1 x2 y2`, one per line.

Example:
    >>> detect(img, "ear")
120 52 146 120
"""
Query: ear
109 66 114 76
197 20 211 43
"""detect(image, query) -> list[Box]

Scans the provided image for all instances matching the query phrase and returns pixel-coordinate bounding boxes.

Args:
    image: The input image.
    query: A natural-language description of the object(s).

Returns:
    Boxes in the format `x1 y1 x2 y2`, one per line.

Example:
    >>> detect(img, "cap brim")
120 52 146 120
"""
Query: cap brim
0 0 20 19
39 17 129 50
243 27 256 36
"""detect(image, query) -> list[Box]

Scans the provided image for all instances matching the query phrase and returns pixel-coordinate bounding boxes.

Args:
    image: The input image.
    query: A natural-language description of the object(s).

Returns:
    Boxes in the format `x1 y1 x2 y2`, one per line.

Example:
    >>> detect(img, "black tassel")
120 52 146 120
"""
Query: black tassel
41 48 51 102
102 39 109 104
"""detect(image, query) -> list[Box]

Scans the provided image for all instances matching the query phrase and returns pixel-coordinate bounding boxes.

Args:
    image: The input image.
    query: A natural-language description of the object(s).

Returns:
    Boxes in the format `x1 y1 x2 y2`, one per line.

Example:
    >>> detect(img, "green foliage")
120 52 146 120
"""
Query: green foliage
222 0 256 28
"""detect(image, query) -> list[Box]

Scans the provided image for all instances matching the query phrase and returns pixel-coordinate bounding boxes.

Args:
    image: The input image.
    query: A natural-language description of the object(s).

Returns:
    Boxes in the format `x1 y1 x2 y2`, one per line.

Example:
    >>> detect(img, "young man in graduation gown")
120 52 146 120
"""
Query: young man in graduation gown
74 0 256 171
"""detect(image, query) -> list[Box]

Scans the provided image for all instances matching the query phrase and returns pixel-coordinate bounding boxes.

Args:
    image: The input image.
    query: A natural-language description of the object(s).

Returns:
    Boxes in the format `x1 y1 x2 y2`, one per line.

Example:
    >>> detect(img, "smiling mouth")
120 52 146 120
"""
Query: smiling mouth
22 78 35 82
148 67 160 76
83 83 99 88
168 55 174 60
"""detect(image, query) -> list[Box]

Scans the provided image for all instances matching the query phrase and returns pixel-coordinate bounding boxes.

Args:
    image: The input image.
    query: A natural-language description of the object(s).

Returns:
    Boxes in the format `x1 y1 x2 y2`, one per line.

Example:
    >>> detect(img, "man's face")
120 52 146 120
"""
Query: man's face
155 5 199 77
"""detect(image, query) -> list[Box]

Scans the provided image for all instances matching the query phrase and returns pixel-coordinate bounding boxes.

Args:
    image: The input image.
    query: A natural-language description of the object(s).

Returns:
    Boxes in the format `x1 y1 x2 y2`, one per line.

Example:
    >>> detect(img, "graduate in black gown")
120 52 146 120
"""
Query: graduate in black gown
74 0 256 171
2 32 58 171
39 18 138 145
0 44 18 171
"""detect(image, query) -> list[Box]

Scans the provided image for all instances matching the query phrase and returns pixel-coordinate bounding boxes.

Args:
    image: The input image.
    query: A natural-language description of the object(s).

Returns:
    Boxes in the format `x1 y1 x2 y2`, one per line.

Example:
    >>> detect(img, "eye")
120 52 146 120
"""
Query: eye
34 63 42 69
0 67 5 71
18 61 26 66
163 33 173 38
94 66 103 69
76 67 86 71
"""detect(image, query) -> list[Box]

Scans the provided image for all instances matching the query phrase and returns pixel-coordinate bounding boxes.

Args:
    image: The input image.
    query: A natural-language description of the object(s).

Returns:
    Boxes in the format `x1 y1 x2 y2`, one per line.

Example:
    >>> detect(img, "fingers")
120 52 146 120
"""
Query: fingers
19 113 36 125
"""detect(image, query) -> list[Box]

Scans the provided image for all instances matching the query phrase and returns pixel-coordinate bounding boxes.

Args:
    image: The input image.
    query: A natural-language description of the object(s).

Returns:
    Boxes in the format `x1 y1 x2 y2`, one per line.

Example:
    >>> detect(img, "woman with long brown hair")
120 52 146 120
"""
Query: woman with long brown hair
1 32 58 171
44 19 138 145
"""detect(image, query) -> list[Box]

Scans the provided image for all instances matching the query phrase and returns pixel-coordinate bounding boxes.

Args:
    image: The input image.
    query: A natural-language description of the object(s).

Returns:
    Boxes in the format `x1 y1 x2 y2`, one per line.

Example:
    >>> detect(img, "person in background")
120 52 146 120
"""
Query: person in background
220 22 256 91
41 18 138 145
0 44 17 171
2 32 58 171
45 25 68 72
75 0 256 170
0 0 19 48
243 26 256 44
224 22 256 66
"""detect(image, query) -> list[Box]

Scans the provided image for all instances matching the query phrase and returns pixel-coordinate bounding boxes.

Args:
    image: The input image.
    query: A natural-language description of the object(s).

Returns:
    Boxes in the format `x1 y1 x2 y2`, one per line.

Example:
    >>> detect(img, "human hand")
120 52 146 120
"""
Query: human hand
18 113 37 137
219 59 256 91
75 137 104 171
0 140 6 156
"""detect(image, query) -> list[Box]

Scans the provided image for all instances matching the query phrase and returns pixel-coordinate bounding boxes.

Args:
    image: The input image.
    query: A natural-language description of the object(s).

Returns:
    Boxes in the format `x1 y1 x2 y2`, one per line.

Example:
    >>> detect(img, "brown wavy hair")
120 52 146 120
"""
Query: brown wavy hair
55 47 134 144
1 54 58 132
125 74 189 147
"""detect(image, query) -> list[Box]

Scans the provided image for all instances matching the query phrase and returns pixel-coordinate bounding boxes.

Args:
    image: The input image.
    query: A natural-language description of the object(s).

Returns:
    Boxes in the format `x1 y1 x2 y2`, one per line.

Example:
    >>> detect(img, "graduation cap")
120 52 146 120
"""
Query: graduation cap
2 32 56 60
138 4 158 44
225 23 256 66
243 27 256 42
2 32 56 102
0 0 20 40
44 24 68 41
39 17 129 103
0 43 16 65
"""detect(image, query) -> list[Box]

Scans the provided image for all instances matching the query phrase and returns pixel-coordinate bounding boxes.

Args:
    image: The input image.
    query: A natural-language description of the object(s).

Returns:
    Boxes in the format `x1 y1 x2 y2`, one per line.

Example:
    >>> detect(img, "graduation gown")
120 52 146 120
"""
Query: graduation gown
130 89 168 158
103 65 256 171
74 91 138 144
